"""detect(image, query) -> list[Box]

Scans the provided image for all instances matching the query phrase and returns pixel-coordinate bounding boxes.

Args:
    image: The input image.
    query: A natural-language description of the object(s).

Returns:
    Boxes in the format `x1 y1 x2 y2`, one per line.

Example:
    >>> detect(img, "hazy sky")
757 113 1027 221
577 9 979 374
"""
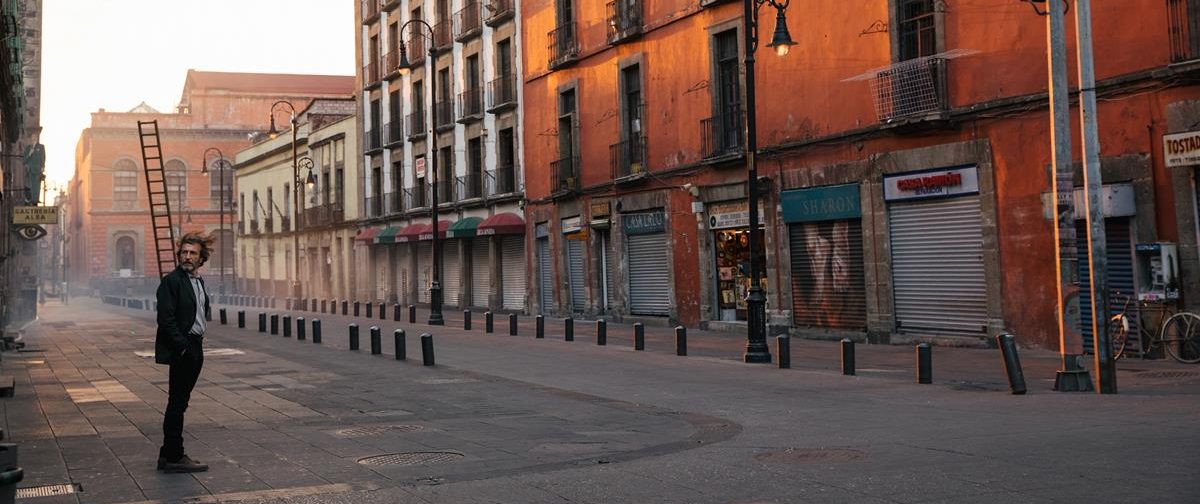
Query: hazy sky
41 0 356 193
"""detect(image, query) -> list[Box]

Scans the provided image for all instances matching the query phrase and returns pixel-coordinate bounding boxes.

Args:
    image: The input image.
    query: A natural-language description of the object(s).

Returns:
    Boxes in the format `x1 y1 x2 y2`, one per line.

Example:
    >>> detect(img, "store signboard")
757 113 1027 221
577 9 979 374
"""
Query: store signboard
561 216 582 234
781 184 861 223
415 156 426 178
622 210 665 235
1164 131 1200 167
707 201 766 229
883 166 978 202
13 206 58 225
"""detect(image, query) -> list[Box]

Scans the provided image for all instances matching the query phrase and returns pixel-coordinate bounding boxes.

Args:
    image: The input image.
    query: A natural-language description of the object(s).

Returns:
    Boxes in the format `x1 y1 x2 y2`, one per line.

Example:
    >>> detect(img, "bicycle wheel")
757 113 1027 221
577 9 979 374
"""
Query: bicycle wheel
1161 312 1200 364
1108 314 1129 361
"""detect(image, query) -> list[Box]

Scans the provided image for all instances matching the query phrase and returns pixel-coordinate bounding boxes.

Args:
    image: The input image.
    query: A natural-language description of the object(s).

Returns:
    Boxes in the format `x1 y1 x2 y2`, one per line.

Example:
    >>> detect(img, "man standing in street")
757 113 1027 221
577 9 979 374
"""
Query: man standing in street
154 232 213 473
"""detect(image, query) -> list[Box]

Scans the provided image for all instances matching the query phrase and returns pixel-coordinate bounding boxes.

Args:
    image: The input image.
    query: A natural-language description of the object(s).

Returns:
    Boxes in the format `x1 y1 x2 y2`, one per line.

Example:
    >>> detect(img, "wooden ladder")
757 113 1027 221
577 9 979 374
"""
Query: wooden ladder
138 120 177 277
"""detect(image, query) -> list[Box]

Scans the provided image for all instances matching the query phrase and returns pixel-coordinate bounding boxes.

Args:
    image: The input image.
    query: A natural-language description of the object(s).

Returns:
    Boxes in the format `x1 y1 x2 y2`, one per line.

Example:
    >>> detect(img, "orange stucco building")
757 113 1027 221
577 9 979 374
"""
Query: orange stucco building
66 70 354 296
520 0 1200 351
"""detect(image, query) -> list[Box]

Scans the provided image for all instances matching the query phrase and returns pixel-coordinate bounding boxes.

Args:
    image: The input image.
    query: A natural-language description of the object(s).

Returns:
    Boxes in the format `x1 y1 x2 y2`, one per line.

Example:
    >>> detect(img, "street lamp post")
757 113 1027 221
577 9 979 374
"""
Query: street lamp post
397 19 445 326
742 0 795 363
268 100 303 310
201 147 231 298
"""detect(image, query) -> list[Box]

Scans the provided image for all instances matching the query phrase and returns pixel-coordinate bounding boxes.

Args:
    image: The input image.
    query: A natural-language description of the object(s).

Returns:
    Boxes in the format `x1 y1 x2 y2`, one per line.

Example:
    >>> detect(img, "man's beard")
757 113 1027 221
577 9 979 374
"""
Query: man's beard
181 261 196 272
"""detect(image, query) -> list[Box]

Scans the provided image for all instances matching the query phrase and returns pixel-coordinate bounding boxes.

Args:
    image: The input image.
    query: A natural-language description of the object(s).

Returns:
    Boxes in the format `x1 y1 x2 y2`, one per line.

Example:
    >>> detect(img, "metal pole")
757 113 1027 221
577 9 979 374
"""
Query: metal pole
428 43 444 326
292 116 301 311
742 0 770 363
220 157 226 297
1075 0 1115 394
1047 0 1092 392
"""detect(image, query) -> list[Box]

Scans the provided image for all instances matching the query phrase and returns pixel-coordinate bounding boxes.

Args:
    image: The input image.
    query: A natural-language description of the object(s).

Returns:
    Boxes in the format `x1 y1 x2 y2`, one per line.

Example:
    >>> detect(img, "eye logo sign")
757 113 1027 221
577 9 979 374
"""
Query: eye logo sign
15 225 46 240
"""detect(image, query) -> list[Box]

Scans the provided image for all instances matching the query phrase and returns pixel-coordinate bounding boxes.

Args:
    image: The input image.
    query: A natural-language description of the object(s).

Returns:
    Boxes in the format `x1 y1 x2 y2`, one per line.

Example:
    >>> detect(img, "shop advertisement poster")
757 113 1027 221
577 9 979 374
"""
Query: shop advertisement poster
1164 131 1200 167
883 166 979 202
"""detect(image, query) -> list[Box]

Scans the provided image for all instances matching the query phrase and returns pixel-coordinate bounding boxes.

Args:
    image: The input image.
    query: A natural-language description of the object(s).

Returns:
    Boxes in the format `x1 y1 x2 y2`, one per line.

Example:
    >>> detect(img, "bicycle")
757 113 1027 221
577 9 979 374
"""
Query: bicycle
1109 290 1200 364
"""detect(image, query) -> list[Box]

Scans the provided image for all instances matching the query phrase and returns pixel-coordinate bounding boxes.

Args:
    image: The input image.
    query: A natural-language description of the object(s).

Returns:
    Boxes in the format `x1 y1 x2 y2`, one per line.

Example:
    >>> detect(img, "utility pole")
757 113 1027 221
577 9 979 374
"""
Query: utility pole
1074 0 1115 393
1046 0 1092 392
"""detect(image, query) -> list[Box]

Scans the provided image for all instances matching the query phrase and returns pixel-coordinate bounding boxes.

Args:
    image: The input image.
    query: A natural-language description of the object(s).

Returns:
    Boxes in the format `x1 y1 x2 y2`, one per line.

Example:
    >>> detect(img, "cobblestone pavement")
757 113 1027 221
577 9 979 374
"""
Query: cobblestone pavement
2 297 1197 503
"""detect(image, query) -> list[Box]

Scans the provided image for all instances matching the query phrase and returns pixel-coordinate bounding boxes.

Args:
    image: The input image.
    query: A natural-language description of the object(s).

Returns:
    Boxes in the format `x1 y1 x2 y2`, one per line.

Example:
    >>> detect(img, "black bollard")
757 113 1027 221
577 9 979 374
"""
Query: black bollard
366 302 373 318
237 310 246 328
259 313 266 333
409 304 417 323
394 329 406 360
777 335 790 369
420 333 435 365
597 319 607 346
675 326 687 356
205 307 212 322
485 311 494 333
312 319 322 344
370 326 382 355
394 304 401 322
997 333 1027 395
349 324 360 351
634 323 645 351
219 308 227 325
283 315 292 338
379 302 386 320
917 343 932 384
464 310 471 330
297 317 306 340
354 301 361 317
342 300 348 315
841 338 856 376
270 314 279 335
565 317 574 341
536 315 544 339
509 313 518 336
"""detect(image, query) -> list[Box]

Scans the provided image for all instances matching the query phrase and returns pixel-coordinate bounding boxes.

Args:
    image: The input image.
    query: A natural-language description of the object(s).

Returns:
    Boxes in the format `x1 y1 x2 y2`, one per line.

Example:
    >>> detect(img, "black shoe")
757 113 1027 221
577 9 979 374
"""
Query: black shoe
158 455 208 473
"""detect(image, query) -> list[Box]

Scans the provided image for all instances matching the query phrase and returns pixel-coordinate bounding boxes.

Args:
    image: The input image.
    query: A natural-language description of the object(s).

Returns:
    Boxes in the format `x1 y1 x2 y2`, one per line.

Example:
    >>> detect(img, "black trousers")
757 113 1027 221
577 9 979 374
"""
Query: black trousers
160 339 203 461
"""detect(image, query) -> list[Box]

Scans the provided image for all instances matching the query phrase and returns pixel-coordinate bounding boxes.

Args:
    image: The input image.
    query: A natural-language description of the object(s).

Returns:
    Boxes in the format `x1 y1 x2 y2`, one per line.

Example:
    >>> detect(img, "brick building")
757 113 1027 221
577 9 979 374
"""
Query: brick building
66 70 354 295
519 0 1200 351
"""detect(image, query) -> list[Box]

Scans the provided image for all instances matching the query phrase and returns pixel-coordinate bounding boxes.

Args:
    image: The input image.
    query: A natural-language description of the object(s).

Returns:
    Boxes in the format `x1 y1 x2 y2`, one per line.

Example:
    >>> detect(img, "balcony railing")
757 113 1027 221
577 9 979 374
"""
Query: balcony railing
406 29 427 66
361 0 380 23
434 20 453 50
386 120 404 145
365 196 383 218
263 217 274 233
383 50 400 77
363 59 381 87
302 205 332 227
701 108 744 159
485 166 517 196
870 56 948 122
487 75 517 111
407 110 426 139
552 156 580 193
280 216 291 232
332 201 345 222
606 0 643 44
435 99 455 130
366 128 382 152
458 87 484 121
456 173 484 200
485 0 515 26
404 186 428 210
435 178 455 203
455 1 482 41
250 220 260 235
548 23 580 69
386 191 403 214
610 135 647 180
1169 0 1200 62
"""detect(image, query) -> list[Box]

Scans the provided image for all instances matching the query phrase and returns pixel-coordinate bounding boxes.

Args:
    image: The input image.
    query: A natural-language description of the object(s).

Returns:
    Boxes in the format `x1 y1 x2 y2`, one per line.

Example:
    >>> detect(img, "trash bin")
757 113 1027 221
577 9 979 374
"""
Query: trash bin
0 443 23 504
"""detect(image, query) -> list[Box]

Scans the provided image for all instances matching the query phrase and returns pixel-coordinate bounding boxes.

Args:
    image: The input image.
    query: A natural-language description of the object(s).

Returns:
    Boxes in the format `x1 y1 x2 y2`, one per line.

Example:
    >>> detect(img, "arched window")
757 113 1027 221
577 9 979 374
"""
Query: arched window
164 159 188 212
116 236 137 272
208 158 232 208
113 159 138 210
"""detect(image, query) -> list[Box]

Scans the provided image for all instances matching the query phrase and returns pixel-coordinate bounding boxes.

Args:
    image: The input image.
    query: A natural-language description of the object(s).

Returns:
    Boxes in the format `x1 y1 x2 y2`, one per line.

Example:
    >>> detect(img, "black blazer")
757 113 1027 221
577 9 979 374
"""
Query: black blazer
155 267 210 365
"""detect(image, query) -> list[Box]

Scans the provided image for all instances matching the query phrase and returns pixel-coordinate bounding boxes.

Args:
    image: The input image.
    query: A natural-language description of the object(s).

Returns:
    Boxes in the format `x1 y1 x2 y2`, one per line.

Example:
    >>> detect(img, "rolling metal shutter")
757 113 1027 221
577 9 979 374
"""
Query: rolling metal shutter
603 231 617 310
627 233 671 315
501 236 526 311
471 239 490 308
1077 219 1136 353
789 220 867 329
567 239 586 312
418 243 431 303
375 247 387 300
443 244 461 307
889 195 988 334
395 246 409 306
537 237 554 313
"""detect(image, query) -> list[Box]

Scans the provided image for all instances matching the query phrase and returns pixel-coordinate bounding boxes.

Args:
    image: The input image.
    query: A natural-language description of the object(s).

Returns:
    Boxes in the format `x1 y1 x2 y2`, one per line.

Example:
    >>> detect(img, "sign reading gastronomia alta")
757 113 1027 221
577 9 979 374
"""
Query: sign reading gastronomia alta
1163 131 1200 167
13 206 59 225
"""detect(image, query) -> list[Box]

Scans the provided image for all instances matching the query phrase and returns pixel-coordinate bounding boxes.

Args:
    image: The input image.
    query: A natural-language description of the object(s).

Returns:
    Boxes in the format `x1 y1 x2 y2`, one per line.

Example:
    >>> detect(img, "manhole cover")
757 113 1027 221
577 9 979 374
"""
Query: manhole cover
357 451 463 466
1135 370 1200 379
16 483 81 498
755 448 865 464
334 424 424 438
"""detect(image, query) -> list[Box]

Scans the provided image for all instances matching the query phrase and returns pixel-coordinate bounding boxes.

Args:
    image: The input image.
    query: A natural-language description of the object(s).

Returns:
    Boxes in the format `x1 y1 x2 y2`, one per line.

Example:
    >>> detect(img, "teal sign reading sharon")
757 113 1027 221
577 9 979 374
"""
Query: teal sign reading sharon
781 184 862 223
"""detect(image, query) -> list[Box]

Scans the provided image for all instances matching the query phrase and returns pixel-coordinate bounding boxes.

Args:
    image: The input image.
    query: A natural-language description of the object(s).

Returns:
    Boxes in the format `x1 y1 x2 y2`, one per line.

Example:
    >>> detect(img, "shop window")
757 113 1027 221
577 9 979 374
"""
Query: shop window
713 228 766 322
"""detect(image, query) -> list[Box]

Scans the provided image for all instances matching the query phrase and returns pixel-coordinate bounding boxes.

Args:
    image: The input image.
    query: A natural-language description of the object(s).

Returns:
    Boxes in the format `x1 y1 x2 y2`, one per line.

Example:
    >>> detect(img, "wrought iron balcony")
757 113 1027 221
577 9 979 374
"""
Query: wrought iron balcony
407 109 426 139
610 135 647 180
455 1 482 42
302 205 332 227
385 119 404 145
701 108 744 159
249 220 260 235
435 178 455 204
263 217 274 233
361 0 380 23
280 216 291 232
386 191 403 214
456 173 484 201
366 128 382 152
458 87 484 122
404 185 429 210
406 29 427 66
383 50 400 77
435 99 455 130
332 201 345 222
552 156 580 193
484 0 515 26
363 59 381 88
1169 0 1200 62
487 75 517 111
365 196 383 218
485 166 517 196
434 20 453 51
606 0 643 44
548 23 580 69
870 56 948 123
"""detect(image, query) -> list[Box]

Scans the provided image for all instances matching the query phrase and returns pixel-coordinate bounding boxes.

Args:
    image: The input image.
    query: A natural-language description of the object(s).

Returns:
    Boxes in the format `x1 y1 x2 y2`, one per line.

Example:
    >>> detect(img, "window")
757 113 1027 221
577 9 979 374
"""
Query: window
616 63 645 176
369 99 382 150
706 28 743 156
391 160 403 212
497 38 512 77
283 183 291 230
437 67 453 128
208 159 232 207
497 127 516 194
113 159 138 210
898 0 936 60
372 166 383 216
415 155 428 208
165 159 187 212
467 136 483 198
388 90 402 143
410 80 426 137
438 145 454 202
267 186 274 230
116 235 136 272
557 88 578 190
322 144 332 205
463 54 483 117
